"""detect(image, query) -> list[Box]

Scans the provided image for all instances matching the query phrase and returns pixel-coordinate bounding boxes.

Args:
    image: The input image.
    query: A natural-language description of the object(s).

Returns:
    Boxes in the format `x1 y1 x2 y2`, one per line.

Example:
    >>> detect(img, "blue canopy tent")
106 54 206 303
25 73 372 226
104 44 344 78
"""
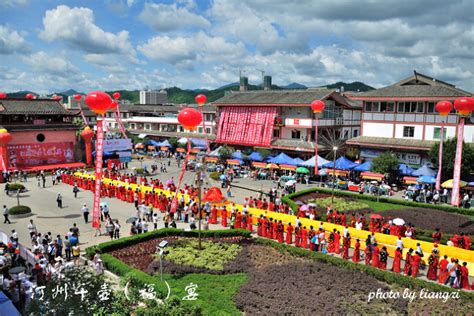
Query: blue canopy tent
145 139 161 147
232 150 244 159
0 291 20 316
247 152 263 161
268 153 295 165
353 161 371 172
265 155 275 162
322 156 359 170
191 138 206 147
293 157 304 165
417 175 436 184
300 155 330 167
92 150 114 156
399 164 415 176
412 164 436 176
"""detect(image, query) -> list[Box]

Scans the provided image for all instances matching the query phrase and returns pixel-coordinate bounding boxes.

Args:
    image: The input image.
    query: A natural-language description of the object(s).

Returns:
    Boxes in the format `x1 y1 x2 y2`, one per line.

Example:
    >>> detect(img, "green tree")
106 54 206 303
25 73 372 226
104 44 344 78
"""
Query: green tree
256 148 271 160
168 137 179 148
370 151 399 182
428 138 474 182
218 145 235 160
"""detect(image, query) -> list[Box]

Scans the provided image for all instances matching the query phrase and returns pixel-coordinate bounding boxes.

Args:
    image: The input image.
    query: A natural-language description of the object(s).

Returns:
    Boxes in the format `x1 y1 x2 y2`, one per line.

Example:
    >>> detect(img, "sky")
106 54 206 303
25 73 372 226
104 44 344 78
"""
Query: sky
0 0 473 94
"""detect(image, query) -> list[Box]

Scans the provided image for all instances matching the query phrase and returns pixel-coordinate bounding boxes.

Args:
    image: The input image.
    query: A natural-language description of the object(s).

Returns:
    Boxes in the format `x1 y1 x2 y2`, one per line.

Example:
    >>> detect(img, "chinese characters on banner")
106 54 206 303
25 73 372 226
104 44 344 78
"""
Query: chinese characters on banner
7 142 75 168
451 118 464 207
216 106 277 146
92 118 104 228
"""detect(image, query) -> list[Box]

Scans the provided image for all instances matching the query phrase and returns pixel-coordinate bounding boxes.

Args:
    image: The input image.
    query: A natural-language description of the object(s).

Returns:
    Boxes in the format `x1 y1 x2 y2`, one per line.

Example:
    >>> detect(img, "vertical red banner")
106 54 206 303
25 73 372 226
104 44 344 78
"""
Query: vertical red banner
451 118 464 207
92 118 104 228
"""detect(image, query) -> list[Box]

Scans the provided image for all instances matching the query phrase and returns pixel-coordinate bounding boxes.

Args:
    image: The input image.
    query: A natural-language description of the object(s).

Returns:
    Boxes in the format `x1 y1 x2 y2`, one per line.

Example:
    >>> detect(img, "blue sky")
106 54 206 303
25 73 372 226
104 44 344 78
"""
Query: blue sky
0 0 472 93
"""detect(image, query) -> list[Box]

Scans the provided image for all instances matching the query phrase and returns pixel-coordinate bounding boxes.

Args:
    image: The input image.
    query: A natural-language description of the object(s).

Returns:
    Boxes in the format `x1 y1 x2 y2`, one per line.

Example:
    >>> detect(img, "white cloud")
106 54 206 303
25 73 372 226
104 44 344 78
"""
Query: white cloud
0 25 29 54
139 3 210 32
138 32 245 66
39 5 135 57
83 54 128 73
0 0 28 8
22 51 79 76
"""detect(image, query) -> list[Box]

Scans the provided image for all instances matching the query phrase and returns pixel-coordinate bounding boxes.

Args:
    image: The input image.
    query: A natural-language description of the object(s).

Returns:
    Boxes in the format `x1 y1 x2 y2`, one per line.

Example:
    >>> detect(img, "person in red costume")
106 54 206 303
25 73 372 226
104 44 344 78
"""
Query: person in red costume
411 251 422 278
269 218 274 239
371 243 380 268
463 233 471 250
301 226 308 249
352 239 360 262
327 230 335 253
210 206 217 224
438 255 449 284
277 220 284 243
247 214 253 232
342 233 350 260
349 213 356 228
460 262 470 289
257 215 263 236
286 223 294 244
340 213 346 226
221 207 227 228
334 230 341 254
295 224 301 247
235 211 242 229
404 248 413 276
391 247 402 273
426 250 439 281
272 220 278 239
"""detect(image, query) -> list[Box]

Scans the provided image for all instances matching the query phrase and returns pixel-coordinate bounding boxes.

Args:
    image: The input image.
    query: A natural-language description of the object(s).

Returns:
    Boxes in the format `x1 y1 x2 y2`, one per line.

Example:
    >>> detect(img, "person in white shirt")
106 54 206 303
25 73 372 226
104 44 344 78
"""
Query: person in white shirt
396 237 404 250
355 221 363 230
405 229 413 239
27 220 37 238
295 217 301 227
152 213 158 230
82 204 89 223
343 226 349 238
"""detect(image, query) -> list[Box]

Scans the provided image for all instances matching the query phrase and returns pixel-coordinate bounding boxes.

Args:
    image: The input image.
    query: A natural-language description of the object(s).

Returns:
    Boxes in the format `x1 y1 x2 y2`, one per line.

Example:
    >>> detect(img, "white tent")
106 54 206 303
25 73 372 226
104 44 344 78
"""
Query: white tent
300 155 330 167
208 146 223 157
177 137 188 144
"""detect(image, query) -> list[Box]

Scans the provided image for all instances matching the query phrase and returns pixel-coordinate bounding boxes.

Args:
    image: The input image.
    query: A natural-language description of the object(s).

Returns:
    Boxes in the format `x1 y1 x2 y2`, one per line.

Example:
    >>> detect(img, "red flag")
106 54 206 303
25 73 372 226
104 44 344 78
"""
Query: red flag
92 118 104 228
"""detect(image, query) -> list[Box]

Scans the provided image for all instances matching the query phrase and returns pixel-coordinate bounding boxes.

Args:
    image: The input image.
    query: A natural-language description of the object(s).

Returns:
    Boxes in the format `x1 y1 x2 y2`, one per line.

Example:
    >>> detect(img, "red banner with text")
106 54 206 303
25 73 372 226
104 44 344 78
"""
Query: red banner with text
92 118 104 228
7 142 74 168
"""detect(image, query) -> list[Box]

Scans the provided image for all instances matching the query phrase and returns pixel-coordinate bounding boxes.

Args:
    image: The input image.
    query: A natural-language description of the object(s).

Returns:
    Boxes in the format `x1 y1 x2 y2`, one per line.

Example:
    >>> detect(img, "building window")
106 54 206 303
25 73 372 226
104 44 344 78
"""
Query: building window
198 127 203 133
177 126 183 132
115 123 118 128
205 127 211 134
130 123 136 129
273 129 280 138
291 130 301 139
353 129 359 137
433 127 447 140
427 102 436 113
380 102 394 112
403 126 415 137
145 124 151 130
343 130 349 139
398 102 424 113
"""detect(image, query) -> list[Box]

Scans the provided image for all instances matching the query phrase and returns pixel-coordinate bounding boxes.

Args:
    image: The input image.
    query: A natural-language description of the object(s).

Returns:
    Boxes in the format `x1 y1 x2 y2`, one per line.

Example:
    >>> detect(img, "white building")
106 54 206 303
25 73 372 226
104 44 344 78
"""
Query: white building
139 90 168 105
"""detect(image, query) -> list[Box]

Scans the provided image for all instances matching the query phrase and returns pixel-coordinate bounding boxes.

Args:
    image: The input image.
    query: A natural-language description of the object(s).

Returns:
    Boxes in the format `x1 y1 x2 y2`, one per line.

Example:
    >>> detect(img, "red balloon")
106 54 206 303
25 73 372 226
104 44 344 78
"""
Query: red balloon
109 100 118 110
26 93 35 100
454 97 474 116
74 94 82 101
85 91 113 115
0 129 12 146
177 108 203 130
195 94 207 105
311 100 325 113
112 92 121 100
0 92 7 99
80 127 94 141
435 100 453 117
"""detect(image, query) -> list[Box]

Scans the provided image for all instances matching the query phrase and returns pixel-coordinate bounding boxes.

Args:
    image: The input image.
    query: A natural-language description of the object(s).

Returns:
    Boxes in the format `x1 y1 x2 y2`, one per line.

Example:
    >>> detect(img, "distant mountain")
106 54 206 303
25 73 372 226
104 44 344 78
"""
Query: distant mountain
7 91 38 98
283 82 307 89
324 81 374 92
59 89 82 96
217 82 239 89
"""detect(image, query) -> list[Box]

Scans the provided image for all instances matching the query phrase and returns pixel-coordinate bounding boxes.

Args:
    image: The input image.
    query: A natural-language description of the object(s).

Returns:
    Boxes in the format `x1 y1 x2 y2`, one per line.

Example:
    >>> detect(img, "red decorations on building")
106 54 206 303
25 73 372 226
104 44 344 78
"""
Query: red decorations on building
311 100 325 113
113 92 121 100
0 129 12 146
454 97 474 116
177 108 203 130
0 129 12 171
25 93 35 100
435 100 453 116
52 95 62 101
0 92 7 99
81 127 94 166
109 100 118 110
203 187 226 203
85 91 113 115
74 94 82 101
195 94 207 106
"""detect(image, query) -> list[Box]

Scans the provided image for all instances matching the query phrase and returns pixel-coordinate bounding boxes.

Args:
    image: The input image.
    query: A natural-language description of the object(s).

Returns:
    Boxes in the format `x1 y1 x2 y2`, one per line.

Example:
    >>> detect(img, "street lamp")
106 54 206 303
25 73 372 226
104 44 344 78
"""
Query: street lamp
331 146 338 205
156 240 168 281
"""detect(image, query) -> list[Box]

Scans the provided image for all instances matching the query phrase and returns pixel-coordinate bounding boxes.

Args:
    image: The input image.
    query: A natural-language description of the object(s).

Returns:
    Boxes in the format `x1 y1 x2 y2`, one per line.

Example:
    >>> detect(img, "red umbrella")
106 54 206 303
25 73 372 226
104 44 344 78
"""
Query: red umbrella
370 214 383 219
203 187 226 203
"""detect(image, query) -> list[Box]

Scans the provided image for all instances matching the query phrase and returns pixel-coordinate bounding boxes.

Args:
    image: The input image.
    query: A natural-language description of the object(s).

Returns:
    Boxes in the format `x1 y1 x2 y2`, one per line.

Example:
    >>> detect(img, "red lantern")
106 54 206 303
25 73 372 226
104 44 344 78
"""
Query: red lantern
0 129 12 146
74 94 82 101
177 108 203 130
311 100 325 113
435 100 453 117
85 91 113 115
0 92 7 99
52 95 62 101
454 97 474 116
26 93 35 100
203 187 225 203
109 100 118 110
195 94 207 106
80 126 94 141
113 92 121 100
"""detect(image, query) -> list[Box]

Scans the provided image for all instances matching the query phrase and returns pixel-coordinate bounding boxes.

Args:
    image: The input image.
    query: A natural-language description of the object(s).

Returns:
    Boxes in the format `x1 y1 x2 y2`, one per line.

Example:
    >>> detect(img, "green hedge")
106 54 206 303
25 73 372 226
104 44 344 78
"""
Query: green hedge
5 183 26 191
282 187 474 216
85 228 251 258
9 205 31 215
255 238 474 301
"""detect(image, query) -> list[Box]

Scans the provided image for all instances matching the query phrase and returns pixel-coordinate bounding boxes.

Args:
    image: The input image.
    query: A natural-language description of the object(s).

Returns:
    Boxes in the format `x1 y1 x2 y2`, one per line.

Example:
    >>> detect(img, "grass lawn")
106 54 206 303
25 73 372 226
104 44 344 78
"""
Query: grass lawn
362 199 407 212
151 272 248 315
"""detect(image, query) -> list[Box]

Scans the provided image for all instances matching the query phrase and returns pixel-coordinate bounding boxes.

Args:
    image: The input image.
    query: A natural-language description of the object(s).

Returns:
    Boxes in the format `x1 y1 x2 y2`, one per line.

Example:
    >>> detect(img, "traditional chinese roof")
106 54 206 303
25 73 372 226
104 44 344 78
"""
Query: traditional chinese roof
346 136 437 150
356 73 472 98
213 89 337 105
0 98 77 115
